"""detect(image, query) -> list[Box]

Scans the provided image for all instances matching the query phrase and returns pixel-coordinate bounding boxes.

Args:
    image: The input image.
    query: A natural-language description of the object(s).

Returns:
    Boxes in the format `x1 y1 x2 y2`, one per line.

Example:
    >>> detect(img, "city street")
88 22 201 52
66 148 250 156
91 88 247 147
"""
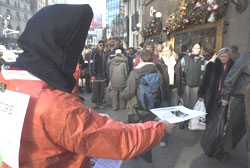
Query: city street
79 87 248 168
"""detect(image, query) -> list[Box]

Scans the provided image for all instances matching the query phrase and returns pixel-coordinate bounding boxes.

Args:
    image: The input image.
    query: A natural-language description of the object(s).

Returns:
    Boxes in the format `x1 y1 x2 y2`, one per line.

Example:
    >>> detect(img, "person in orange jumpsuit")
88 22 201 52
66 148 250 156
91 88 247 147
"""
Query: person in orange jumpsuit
0 4 174 168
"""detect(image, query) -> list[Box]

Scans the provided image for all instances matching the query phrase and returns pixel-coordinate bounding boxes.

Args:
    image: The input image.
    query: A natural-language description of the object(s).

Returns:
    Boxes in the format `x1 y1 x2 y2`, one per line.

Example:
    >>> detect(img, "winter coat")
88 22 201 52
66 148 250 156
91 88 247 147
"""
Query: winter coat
181 53 206 87
109 56 128 90
156 58 183 98
198 58 234 116
89 48 108 79
126 54 136 72
0 69 165 168
221 52 250 101
122 63 160 115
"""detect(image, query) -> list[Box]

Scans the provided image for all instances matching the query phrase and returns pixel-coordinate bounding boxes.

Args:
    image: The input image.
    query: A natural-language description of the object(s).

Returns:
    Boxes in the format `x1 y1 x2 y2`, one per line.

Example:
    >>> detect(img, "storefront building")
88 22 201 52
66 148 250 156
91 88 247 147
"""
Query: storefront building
128 0 250 55
106 0 125 48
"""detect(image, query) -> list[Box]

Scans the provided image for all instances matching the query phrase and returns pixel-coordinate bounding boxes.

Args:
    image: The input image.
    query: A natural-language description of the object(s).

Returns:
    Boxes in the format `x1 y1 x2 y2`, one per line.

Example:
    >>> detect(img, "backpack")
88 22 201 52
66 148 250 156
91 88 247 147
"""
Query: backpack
136 72 163 111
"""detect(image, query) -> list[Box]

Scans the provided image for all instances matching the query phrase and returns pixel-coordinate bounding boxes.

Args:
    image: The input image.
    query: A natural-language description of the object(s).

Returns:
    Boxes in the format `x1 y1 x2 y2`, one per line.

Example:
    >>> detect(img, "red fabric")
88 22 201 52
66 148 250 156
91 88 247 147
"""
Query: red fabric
72 64 80 95
218 64 227 91
0 71 165 168
133 54 159 67
9 67 23 70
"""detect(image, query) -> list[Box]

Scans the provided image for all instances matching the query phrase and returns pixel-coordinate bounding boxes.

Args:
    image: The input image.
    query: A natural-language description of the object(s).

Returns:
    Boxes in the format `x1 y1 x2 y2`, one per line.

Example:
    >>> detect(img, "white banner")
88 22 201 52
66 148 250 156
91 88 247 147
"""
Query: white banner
0 90 30 168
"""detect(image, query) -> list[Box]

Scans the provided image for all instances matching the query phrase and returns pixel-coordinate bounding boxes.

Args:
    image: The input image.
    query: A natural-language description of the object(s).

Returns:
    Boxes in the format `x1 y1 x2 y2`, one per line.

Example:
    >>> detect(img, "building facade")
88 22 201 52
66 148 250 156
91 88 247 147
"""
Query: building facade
30 0 56 13
106 0 125 48
0 0 57 48
0 0 33 48
124 0 250 55
123 0 143 48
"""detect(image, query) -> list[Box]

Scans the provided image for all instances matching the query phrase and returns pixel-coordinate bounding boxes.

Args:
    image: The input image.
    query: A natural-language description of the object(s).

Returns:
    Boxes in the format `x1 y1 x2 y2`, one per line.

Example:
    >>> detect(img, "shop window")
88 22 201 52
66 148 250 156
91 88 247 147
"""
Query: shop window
174 27 216 55
171 19 224 56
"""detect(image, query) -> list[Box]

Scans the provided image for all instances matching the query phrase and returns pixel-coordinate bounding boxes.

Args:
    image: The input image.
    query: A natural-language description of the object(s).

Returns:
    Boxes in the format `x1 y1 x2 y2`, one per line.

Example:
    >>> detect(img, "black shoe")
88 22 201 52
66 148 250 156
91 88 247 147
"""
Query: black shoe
140 152 152 163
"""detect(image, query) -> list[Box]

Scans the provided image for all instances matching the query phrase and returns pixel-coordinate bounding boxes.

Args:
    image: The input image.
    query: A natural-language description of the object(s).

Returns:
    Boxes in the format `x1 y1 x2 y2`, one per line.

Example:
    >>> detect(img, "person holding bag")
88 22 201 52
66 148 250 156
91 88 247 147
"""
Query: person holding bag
197 48 234 160
198 48 233 124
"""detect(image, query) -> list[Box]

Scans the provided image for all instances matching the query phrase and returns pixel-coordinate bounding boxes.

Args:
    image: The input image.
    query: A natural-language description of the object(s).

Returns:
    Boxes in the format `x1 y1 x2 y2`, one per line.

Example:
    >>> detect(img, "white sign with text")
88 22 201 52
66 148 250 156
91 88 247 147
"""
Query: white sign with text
0 90 30 168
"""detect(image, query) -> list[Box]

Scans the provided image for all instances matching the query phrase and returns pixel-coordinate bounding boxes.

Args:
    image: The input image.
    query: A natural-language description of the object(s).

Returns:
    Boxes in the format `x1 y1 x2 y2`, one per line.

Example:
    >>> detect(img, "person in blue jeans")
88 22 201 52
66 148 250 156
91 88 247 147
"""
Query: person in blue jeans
156 41 183 147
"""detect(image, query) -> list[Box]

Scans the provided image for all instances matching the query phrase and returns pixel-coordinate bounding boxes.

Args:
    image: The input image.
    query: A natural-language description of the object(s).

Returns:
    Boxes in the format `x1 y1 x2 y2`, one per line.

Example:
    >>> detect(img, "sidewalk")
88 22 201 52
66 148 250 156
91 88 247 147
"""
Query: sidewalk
79 89 248 168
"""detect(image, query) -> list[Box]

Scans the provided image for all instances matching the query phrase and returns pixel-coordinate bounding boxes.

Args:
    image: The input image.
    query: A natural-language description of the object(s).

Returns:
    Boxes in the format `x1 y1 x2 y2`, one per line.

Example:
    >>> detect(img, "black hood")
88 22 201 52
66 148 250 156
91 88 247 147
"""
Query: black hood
8 4 93 93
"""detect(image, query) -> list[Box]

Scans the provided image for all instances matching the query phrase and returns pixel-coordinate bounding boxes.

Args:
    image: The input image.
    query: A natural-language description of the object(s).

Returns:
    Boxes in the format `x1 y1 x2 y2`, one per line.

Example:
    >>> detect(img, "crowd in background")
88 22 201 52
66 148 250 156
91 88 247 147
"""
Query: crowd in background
2 4 249 167
79 39 250 163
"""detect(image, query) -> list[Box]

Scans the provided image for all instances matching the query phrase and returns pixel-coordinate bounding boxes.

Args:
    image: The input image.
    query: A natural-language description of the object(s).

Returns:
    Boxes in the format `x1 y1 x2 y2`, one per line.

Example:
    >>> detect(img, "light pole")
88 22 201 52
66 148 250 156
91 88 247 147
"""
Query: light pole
1 15 19 48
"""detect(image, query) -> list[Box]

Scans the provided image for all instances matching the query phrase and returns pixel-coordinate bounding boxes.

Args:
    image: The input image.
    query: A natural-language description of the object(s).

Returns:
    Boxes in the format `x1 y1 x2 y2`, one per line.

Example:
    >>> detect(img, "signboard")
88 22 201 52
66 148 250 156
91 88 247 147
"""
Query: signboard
0 90 30 168
89 16 95 31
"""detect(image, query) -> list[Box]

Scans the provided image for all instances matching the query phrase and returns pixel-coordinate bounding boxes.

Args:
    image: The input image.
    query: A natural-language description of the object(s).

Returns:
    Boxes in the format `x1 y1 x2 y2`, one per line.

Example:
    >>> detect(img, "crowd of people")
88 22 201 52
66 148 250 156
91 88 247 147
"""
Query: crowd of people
0 4 249 168
80 33 250 163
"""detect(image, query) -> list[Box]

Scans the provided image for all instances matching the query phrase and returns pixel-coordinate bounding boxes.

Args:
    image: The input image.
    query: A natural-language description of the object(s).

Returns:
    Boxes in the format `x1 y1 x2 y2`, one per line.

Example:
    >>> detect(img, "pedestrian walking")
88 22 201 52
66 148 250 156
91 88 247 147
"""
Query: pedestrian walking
109 49 129 111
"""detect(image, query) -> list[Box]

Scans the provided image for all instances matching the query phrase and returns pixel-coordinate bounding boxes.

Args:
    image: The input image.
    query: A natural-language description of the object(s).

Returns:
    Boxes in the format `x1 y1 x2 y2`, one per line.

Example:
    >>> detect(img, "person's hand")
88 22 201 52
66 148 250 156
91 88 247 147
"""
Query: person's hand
91 76 95 81
221 99 229 106
160 120 175 134
199 97 204 102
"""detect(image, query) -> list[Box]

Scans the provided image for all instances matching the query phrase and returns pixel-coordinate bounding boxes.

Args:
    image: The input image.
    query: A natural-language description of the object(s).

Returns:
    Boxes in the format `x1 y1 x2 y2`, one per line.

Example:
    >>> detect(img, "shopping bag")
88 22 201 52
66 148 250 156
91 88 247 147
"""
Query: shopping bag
200 106 229 157
188 100 206 130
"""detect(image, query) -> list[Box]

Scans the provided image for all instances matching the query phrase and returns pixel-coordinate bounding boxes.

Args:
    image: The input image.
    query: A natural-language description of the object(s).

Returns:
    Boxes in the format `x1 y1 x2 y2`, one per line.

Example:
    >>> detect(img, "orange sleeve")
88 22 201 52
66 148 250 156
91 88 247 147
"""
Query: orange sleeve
54 97 165 160
72 64 80 95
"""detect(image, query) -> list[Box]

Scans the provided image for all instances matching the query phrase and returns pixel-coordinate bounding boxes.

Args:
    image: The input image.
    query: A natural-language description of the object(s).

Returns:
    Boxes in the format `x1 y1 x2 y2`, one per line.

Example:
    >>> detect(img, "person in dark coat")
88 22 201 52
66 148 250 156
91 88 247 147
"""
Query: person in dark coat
198 48 234 124
89 40 108 109
220 51 250 157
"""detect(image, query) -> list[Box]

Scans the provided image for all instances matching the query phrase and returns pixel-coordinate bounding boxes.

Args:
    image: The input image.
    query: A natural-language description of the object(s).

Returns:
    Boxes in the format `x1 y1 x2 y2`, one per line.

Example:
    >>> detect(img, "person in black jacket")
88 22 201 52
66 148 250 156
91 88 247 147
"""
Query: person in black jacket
198 48 233 124
89 40 108 109
220 51 250 156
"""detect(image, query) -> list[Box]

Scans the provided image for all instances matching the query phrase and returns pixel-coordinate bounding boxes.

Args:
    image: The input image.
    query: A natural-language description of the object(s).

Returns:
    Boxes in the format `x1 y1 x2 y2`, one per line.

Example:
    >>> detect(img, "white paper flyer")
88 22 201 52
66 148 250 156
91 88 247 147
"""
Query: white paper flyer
150 106 206 124
0 90 30 168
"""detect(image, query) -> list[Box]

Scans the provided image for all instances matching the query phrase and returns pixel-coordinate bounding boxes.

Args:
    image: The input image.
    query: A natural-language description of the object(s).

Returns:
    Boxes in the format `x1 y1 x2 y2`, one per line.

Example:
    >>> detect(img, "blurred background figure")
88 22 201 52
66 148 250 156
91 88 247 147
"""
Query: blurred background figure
133 42 158 67
79 48 92 93
155 42 163 59
231 45 240 62
181 43 206 109
108 49 129 111
125 47 136 73
178 44 188 61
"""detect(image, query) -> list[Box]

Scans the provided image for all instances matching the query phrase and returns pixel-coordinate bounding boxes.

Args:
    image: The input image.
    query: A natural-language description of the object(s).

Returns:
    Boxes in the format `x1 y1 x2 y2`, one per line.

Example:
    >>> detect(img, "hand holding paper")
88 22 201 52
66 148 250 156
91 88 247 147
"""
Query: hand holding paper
160 120 175 134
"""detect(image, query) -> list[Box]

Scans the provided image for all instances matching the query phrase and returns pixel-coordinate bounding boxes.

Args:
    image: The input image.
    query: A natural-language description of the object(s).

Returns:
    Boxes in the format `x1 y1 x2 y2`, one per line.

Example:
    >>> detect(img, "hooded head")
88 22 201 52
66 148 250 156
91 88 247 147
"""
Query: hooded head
7 4 93 93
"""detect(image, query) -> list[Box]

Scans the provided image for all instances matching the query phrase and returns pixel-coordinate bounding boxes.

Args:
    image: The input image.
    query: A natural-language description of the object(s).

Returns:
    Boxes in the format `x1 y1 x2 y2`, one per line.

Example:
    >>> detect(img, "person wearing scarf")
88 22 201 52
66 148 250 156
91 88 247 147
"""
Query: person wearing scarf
156 42 183 147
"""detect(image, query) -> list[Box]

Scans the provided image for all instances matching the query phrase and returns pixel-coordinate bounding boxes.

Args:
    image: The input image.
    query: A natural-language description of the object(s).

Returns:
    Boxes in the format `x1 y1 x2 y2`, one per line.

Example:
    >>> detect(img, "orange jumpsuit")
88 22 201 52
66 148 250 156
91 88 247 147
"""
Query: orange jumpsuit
0 70 165 168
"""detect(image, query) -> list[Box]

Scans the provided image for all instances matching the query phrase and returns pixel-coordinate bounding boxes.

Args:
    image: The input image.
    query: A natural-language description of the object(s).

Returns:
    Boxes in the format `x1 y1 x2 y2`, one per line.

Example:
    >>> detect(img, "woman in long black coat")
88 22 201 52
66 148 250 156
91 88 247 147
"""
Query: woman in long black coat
198 48 233 124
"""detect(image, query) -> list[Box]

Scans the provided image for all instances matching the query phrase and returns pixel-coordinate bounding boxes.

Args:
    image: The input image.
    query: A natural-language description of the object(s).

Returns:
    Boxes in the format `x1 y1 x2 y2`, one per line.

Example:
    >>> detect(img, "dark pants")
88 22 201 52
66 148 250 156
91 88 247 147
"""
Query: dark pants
223 96 246 153
91 81 105 106
128 113 156 159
